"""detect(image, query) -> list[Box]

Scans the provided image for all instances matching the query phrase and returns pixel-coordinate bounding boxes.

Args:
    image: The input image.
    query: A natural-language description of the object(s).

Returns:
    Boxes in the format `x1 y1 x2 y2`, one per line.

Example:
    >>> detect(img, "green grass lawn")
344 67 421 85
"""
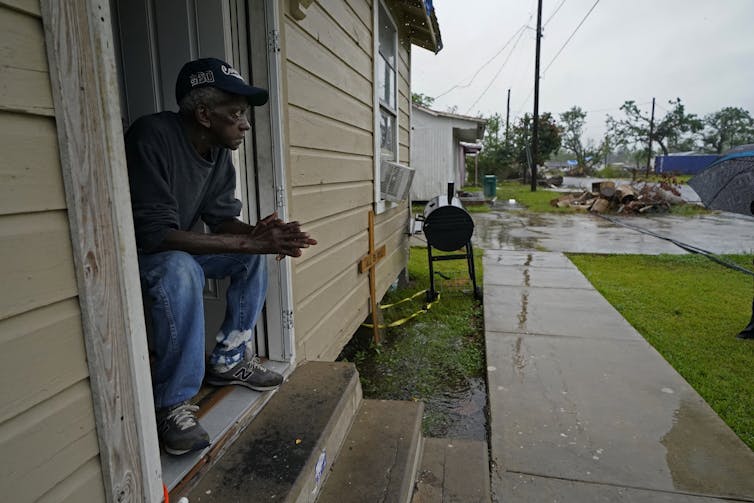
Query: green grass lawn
340 246 486 436
459 182 570 213
495 181 573 213
567 253 754 450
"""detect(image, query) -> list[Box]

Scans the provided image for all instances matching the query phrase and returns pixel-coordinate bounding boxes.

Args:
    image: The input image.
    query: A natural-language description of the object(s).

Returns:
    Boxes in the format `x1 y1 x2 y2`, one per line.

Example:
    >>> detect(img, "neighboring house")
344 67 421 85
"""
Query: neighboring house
0 0 441 501
410 104 486 201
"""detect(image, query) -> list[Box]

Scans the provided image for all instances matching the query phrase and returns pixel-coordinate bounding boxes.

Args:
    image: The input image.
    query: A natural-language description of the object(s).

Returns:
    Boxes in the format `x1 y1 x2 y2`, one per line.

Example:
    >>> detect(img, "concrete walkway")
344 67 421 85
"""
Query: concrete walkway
484 250 754 502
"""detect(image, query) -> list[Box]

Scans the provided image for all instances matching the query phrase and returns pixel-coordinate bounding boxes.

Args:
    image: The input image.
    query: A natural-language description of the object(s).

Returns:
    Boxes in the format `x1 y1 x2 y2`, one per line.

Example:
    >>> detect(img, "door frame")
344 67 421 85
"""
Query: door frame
256 0 296 365
41 1 163 501
109 0 294 364
41 0 293 501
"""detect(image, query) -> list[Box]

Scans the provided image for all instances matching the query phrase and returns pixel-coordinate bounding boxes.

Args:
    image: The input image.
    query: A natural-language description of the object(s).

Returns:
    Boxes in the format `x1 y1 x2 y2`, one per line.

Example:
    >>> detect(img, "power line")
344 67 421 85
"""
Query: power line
598 214 754 277
465 27 528 114
433 22 531 100
511 29 534 104
543 0 602 74
543 0 567 27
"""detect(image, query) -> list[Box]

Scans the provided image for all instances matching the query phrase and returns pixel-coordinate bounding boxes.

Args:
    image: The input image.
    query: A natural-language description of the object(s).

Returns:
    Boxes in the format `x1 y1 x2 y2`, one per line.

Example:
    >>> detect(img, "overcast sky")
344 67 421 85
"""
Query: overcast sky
411 0 754 143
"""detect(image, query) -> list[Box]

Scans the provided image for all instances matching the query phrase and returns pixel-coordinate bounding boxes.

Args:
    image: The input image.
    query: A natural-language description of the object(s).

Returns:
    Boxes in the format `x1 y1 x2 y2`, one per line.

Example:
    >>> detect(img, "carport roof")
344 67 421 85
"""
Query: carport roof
413 103 487 142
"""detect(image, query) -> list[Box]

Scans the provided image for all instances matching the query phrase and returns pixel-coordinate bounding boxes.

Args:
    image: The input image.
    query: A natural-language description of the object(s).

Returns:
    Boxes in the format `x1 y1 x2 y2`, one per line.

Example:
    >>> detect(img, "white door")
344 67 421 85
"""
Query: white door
112 0 287 360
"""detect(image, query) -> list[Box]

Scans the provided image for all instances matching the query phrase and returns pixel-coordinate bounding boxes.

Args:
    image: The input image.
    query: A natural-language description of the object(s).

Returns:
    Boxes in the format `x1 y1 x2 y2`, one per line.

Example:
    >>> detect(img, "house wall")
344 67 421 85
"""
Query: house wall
282 0 410 361
453 141 464 188
410 108 455 201
411 108 484 200
0 1 106 501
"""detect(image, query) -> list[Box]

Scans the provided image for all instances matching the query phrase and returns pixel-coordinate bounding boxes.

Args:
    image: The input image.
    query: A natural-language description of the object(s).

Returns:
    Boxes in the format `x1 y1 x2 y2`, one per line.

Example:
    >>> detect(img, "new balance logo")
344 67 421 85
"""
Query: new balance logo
234 367 253 380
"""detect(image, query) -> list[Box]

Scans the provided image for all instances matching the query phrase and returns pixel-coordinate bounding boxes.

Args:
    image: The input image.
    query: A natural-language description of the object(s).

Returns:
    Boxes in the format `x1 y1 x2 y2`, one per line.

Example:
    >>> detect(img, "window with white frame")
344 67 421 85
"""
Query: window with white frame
375 1 398 208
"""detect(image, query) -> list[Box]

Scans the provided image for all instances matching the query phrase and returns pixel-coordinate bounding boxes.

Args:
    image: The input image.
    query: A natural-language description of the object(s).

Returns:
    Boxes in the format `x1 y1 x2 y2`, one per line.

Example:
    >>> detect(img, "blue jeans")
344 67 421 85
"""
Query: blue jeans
138 251 268 409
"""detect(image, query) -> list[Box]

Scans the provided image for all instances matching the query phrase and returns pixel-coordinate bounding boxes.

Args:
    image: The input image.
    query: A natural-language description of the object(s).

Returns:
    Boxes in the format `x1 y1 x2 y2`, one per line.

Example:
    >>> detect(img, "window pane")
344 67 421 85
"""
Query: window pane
380 109 396 160
378 4 396 68
378 56 396 109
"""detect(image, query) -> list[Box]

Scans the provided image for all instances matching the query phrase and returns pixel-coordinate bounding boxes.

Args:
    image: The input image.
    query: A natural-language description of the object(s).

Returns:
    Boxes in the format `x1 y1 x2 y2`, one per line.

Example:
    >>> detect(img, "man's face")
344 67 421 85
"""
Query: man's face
204 96 251 150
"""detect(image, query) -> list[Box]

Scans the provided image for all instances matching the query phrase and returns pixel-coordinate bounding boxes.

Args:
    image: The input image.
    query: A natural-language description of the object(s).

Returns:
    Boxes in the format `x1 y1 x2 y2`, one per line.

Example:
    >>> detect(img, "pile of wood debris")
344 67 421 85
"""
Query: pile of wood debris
551 181 686 214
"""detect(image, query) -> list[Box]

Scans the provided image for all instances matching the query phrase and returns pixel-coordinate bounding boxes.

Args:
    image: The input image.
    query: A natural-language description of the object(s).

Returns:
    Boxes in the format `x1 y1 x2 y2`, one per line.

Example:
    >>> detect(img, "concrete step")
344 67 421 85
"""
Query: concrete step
317 399 424 503
412 438 491 503
184 361 362 502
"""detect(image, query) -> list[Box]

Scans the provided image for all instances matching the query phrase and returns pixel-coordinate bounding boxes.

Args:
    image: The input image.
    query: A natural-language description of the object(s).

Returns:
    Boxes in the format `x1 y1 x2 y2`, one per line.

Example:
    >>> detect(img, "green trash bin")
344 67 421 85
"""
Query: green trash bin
483 175 497 198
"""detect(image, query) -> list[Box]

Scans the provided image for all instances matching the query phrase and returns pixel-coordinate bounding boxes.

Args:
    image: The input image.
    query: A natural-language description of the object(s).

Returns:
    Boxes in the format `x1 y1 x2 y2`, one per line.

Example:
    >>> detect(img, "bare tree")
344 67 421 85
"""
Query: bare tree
607 98 702 156
559 106 603 174
702 107 754 154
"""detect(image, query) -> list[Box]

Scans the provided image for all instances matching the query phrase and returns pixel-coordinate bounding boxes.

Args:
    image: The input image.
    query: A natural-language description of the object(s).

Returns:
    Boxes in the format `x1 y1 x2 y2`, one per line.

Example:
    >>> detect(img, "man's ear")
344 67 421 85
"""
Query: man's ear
195 104 212 128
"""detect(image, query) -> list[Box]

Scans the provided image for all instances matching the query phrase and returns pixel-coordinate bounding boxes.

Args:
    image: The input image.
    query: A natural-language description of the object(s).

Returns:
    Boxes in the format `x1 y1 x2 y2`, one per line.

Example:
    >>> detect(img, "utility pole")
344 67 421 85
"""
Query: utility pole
531 0 543 192
646 97 655 177
505 88 511 142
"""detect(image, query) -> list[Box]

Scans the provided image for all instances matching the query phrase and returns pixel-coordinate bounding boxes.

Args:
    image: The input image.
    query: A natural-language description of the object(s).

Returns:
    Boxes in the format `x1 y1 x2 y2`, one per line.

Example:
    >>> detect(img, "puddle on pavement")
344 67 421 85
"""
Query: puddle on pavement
660 397 754 496
472 213 542 250
522 213 551 228
423 377 488 440
661 398 709 493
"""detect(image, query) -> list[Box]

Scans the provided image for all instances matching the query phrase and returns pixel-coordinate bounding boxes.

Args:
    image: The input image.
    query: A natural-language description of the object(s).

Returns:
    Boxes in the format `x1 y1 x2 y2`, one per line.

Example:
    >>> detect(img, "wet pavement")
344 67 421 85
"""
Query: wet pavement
483 220 754 501
473 210 754 255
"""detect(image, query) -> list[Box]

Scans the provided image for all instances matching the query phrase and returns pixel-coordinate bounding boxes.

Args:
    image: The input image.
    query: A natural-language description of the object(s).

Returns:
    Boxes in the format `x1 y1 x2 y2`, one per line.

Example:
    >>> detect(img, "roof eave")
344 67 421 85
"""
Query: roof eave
396 0 443 54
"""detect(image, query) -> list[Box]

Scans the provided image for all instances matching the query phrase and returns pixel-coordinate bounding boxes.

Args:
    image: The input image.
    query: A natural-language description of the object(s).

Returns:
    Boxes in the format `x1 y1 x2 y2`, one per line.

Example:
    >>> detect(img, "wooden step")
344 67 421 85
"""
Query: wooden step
412 438 491 503
317 399 424 503
162 360 290 493
182 361 362 502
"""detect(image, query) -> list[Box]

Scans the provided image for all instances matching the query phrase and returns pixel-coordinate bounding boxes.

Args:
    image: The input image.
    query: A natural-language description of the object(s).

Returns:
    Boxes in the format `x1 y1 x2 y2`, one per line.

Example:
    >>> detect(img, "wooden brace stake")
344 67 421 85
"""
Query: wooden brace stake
359 210 387 343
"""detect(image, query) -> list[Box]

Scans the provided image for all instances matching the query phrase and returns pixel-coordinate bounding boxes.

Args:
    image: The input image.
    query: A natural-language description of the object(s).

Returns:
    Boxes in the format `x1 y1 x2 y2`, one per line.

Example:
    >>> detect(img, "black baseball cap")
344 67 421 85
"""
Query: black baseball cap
175 57 268 106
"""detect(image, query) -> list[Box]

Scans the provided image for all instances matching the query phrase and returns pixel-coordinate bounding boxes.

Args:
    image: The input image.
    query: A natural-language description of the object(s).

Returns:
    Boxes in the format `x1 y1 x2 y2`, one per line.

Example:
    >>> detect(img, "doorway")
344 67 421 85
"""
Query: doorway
110 0 292 491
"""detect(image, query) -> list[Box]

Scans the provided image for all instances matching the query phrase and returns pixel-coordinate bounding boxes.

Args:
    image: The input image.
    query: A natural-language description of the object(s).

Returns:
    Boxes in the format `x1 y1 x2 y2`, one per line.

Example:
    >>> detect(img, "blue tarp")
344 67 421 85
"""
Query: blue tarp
655 155 719 174
708 150 754 167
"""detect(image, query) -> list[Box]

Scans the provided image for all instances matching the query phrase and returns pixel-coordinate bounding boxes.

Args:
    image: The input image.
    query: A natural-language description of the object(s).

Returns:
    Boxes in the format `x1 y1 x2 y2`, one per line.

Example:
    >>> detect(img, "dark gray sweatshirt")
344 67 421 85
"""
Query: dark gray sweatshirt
125 111 242 253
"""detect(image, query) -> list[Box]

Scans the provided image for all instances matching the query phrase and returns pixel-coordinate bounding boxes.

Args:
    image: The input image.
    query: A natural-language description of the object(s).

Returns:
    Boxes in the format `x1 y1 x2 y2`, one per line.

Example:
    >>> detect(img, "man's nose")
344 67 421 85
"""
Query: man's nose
239 116 251 131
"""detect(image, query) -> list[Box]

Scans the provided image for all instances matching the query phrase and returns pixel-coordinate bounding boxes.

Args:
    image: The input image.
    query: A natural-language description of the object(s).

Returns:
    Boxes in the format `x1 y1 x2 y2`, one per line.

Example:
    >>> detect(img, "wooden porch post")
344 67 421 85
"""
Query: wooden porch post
40 1 162 502
475 153 479 187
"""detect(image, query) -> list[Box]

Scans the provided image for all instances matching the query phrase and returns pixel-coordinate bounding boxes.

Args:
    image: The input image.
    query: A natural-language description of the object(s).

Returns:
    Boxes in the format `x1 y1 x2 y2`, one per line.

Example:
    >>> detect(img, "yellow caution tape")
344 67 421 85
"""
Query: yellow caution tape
378 289 429 309
362 291 440 329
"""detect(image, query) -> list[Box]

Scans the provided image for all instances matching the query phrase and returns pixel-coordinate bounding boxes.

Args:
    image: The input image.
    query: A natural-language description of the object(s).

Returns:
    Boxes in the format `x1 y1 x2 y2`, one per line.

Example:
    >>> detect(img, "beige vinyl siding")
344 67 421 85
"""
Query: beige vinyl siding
0 112 66 213
285 0 411 361
397 35 411 160
0 3 106 501
397 34 411 166
374 12 411 339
